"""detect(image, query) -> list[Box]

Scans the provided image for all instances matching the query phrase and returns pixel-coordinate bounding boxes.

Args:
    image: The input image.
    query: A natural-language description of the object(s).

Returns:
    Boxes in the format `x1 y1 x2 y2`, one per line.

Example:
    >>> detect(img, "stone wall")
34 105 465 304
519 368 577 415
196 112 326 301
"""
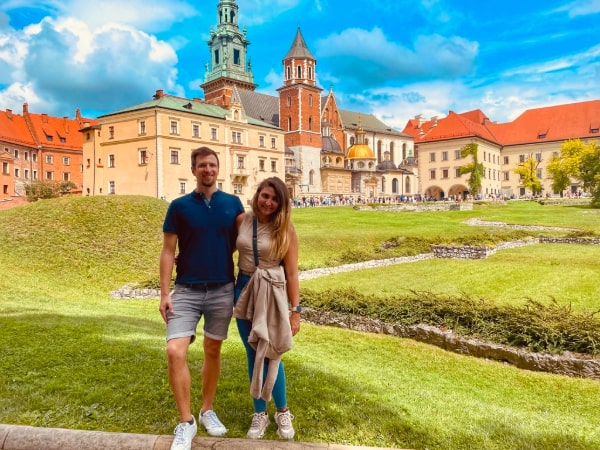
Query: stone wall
302 308 600 380
355 202 474 212
431 245 495 259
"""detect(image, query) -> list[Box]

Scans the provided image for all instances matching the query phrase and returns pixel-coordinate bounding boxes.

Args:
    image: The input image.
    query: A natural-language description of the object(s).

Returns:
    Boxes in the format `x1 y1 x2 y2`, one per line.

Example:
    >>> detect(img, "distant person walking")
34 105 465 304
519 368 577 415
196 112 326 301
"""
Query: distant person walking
233 177 301 440
159 147 244 450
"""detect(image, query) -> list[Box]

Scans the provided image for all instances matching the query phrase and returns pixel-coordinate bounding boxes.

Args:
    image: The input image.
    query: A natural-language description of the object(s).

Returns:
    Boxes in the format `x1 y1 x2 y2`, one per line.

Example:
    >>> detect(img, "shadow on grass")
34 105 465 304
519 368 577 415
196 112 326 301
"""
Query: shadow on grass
0 312 598 449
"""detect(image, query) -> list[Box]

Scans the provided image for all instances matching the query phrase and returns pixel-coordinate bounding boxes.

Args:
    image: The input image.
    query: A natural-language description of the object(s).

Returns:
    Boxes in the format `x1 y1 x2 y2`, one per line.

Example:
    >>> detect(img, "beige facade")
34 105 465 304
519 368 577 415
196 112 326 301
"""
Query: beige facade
418 138 502 199
81 92 285 206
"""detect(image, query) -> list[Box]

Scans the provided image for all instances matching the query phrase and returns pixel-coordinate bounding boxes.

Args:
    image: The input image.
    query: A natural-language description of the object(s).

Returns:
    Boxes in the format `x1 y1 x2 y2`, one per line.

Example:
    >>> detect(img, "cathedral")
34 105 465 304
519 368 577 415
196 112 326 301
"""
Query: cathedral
199 0 418 202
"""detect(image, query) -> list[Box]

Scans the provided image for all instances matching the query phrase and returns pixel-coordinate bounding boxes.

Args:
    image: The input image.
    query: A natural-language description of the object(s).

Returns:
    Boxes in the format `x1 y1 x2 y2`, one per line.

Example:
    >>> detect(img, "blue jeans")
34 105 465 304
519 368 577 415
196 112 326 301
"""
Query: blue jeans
235 273 287 412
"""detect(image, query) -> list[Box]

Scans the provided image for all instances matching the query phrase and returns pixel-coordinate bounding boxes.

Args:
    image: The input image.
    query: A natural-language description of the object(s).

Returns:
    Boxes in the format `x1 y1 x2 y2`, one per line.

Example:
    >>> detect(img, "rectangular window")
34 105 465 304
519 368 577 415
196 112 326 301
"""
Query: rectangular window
231 131 242 144
503 171 510 181
429 169 436 180
170 150 179 164
170 120 179 135
211 127 218 140
429 152 436 162
63 172 70 181
109 181 116 194
2 162 8 174
237 156 245 169
14 168 19 178
108 126 114 139
24 151 28 161
455 150 461 159
24 169 29 179
271 137 277 149
504 156 509 165
271 160 277 172
108 154 115 168
33 170 37 180
139 120 146 135
259 159 265 171
519 154 525 163
179 182 186 194
535 153 542 162
14 149 19 159
46 155 53 164
139 149 149 165
441 151 448 161
455 168 461 178
46 171 53 180
233 183 242 194
537 168 543 178
3 185 7 194
259 135 265 147
442 169 449 179
483 152 487 162
63 157 70 165
192 124 200 138
32 152 37 162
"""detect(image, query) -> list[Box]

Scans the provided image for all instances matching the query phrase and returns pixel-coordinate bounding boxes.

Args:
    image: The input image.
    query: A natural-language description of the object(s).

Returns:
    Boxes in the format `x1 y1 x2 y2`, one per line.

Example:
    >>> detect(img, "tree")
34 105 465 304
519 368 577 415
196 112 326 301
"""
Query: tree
513 154 542 196
459 143 484 197
24 180 76 202
547 139 600 207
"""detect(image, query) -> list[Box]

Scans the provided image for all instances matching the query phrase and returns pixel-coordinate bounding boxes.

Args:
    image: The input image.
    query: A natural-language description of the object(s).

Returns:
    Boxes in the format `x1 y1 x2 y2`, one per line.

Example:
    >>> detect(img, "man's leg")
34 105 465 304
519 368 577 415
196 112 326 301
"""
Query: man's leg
200 336 222 413
166 336 194 422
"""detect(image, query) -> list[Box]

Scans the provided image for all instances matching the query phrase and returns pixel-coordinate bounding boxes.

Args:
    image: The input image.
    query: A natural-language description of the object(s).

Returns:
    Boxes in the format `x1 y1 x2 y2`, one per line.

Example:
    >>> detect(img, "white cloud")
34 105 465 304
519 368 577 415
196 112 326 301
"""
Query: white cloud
237 0 302 25
0 11 182 117
563 0 600 17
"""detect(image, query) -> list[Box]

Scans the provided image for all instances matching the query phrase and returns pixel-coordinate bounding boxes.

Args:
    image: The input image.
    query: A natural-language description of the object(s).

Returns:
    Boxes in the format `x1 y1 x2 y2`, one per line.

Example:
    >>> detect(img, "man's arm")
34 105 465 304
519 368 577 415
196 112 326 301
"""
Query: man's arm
159 232 178 323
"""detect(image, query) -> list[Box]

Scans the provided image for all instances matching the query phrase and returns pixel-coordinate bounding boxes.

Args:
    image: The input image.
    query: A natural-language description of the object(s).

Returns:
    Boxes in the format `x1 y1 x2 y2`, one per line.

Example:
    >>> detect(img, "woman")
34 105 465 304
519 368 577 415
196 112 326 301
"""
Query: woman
233 177 300 440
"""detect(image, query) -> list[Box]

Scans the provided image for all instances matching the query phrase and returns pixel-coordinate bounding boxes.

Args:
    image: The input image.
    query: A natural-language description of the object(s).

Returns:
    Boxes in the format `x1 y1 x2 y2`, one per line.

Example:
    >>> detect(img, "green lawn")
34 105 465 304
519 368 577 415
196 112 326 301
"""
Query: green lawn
1 196 599 449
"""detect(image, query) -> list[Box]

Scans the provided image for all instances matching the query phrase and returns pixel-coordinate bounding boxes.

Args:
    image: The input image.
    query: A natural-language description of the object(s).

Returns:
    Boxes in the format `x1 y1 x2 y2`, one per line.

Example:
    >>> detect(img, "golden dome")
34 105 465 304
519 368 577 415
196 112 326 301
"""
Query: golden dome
347 144 375 159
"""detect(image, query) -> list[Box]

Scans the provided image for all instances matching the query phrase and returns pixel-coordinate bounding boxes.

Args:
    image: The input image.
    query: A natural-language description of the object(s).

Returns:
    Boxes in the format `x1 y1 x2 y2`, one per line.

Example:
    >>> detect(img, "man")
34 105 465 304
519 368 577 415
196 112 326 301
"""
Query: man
159 147 244 450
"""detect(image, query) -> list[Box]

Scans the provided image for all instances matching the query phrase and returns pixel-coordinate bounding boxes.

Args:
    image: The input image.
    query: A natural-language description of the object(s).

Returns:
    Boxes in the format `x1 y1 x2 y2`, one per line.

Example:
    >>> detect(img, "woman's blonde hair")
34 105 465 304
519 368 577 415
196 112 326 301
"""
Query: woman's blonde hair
251 177 293 260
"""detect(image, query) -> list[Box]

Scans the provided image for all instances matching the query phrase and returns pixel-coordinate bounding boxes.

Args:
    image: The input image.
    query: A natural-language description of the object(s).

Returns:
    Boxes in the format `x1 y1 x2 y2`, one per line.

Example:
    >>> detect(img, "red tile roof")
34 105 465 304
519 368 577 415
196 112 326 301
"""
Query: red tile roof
403 99 600 146
0 109 37 146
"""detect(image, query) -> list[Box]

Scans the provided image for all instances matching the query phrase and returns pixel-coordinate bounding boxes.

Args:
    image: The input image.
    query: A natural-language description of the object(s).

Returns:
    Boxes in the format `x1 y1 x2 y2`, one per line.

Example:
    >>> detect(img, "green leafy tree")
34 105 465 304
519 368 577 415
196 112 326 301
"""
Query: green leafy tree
513 154 542 196
24 180 74 202
459 143 484 196
547 139 600 207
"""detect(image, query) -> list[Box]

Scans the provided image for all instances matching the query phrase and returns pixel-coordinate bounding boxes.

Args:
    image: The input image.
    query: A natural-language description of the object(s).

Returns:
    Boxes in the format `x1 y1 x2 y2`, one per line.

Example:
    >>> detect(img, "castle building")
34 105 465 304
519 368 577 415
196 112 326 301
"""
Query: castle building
403 100 600 198
0 104 88 202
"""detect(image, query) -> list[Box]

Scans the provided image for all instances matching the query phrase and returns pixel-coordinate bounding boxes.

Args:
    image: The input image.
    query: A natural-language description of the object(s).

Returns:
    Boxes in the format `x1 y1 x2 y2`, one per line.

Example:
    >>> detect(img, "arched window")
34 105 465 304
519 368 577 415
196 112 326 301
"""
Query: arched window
309 170 315 185
308 116 312 131
286 66 291 80
308 66 313 80
287 95 291 107
309 94 313 107
405 176 411 194
402 142 407 160
381 176 386 192
288 117 292 131
392 178 399 194
390 142 395 162
377 140 383 162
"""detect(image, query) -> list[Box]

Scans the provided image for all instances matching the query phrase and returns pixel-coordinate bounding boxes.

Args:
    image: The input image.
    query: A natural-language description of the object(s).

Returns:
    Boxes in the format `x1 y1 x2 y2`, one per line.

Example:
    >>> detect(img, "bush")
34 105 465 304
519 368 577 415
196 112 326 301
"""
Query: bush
300 287 600 355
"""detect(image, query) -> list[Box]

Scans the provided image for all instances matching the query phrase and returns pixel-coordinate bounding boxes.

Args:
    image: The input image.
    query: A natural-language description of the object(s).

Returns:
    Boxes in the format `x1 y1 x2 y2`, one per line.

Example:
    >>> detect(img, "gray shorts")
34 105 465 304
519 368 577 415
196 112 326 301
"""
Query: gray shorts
166 283 234 342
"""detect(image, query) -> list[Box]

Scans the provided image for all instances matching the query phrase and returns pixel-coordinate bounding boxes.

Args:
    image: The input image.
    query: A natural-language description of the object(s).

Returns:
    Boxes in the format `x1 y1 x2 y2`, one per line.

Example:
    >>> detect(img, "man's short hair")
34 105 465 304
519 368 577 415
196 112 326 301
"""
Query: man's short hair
191 147 220 167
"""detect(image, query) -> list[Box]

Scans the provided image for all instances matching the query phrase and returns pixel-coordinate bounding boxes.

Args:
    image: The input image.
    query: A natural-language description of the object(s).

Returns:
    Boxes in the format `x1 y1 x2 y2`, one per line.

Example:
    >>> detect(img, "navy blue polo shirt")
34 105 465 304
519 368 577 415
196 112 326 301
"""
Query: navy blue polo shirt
163 190 244 285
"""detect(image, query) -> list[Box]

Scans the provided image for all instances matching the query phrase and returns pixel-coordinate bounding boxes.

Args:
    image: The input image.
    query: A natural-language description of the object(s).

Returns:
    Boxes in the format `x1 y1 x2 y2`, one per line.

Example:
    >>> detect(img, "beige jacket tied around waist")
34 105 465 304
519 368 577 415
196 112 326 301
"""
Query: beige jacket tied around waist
233 265 292 401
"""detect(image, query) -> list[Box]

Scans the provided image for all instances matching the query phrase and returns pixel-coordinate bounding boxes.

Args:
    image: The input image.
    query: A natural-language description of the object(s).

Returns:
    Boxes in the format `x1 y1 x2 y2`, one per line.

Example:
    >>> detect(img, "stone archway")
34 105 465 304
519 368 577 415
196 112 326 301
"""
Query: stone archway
424 185 444 200
448 184 469 199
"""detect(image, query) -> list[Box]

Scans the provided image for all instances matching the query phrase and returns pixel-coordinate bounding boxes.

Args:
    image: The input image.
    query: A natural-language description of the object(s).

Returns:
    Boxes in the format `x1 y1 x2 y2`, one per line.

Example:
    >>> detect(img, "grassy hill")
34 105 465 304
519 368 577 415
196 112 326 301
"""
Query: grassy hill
1 196 600 449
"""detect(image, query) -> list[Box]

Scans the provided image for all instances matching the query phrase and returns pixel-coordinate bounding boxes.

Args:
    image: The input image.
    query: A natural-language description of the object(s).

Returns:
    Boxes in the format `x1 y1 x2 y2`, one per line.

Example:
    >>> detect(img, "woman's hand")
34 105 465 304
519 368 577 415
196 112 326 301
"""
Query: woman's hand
290 312 300 336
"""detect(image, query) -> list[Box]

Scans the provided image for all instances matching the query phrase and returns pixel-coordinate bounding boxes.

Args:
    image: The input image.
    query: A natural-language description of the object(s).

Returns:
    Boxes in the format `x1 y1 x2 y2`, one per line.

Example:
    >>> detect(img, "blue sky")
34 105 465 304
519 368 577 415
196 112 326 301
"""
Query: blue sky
0 0 599 130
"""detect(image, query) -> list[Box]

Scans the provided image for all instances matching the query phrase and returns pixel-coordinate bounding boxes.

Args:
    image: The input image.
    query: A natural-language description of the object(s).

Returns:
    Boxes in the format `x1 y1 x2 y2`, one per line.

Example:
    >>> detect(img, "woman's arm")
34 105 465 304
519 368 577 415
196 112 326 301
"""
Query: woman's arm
283 224 300 336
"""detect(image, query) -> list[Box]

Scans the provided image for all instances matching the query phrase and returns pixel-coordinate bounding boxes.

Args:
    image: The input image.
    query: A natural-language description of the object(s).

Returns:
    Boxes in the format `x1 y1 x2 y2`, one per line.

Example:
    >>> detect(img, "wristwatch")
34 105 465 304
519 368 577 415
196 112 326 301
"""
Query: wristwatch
291 305 302 313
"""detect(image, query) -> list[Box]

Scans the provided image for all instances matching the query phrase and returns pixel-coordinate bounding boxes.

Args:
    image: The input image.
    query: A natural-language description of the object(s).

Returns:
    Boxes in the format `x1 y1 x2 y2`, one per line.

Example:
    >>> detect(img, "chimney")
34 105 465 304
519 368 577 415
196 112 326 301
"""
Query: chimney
42 113 48 123
415 114 425 128
6 109 12 119
431 116 438 127
22 103 29 114
154 89 164 99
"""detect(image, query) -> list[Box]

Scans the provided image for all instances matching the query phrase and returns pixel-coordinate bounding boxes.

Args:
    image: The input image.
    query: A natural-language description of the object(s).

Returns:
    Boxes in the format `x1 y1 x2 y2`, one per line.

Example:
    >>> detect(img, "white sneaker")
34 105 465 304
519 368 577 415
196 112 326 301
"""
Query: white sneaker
274 409 295 439
200 409 227 436
170 417 197 450
246 411 270 439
